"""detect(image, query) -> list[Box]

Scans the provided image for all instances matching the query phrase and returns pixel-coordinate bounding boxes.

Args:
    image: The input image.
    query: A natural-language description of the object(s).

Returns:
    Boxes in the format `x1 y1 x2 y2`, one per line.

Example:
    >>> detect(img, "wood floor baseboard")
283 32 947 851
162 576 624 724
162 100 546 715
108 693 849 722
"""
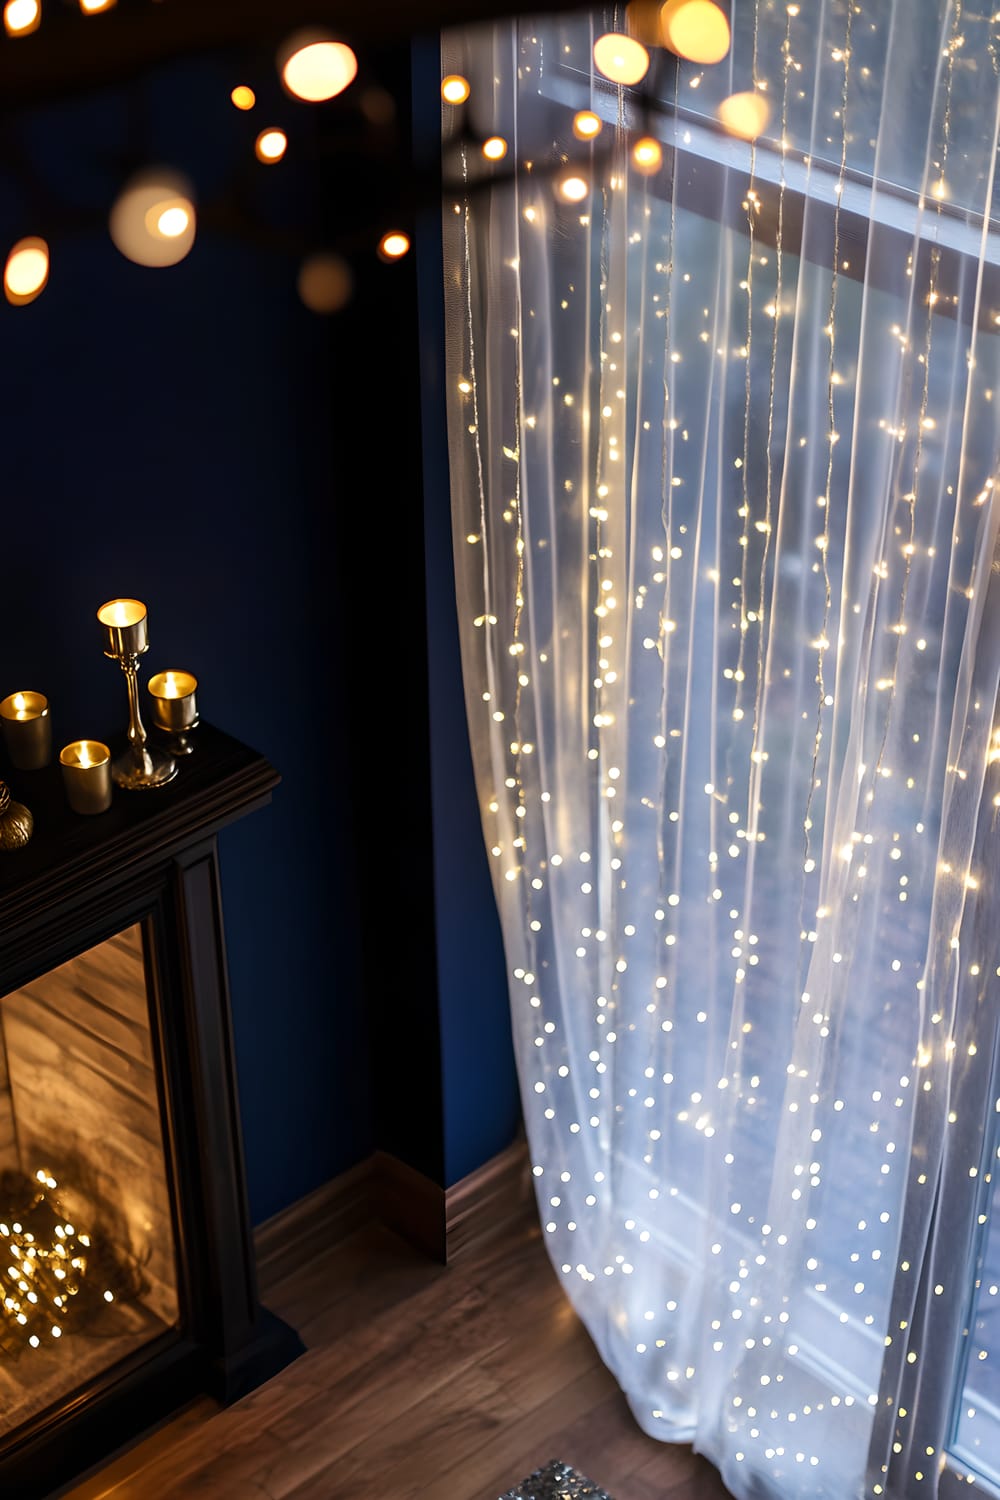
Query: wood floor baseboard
371 1149 446 1262
445 1133 534 1262
254 1155 376 1292
253 1133 532 1287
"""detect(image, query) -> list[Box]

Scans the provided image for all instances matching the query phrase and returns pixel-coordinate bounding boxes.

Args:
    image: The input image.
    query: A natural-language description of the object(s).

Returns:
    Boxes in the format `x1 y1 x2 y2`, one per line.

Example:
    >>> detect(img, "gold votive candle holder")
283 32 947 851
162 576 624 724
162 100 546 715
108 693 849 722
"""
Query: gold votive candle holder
148 670 199 755
59 740 113 816
97 597 148 658
0 691 52 770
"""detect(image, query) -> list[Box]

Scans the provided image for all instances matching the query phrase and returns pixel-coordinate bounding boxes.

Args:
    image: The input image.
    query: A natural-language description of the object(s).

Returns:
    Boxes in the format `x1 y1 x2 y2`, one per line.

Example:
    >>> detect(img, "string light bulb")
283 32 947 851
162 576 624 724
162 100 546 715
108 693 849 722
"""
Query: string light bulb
79 0 116 12
659 0 731 65
557 174 590 203
632 136 664 174
572 111 603 140
255 129 288 163
378 231 410 261
482 135 508 162
441 74 471 105
230 85 256 110
3 0 39 35
109 169 196 268
717 91 770 140
278 30 357 103
298 252 353 313
626 0 664 45
0 1171 134 1359
4 236 48 306
593 32 650 86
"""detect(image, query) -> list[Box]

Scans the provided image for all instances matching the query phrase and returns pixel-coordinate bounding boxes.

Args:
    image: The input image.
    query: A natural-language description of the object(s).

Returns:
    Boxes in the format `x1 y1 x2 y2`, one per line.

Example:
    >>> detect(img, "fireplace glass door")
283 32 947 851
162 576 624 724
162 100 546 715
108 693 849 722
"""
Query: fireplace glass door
0 923 179 1435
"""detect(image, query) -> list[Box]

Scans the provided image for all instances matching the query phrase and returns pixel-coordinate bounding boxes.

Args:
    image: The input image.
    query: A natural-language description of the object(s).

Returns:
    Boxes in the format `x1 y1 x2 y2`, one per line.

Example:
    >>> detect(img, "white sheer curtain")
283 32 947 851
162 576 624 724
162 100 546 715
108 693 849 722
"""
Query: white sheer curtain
441 5 1000 1496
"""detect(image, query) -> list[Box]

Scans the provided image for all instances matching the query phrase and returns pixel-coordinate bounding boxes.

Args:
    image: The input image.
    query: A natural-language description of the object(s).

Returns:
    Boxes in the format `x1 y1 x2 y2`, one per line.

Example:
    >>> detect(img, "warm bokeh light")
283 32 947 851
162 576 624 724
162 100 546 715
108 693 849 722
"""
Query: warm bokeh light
230 85 256 110
298 252 353 313
378 231 411 261
279 31 357 102
482 135 508 161
557 174 590 203
153 206 190 238
79 0 115 12
572 110 603 140
632 136 664 174
4 237 49 306
109 171 196 268
717 90 770 140
660 0 731 65
3 0 39 35
625 0 663 44
255 129 288 163
593 32 650 86
441 73 471 105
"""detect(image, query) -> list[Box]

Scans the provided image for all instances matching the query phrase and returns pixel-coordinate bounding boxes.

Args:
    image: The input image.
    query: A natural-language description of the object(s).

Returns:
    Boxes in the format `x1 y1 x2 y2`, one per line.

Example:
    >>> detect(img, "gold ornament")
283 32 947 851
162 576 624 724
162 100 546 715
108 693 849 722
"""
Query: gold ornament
0 779 32 851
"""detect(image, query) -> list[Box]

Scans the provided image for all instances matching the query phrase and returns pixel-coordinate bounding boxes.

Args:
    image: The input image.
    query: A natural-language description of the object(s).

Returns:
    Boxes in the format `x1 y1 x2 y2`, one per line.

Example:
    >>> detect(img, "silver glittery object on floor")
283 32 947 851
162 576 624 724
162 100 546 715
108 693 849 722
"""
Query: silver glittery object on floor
498 1458 614 1499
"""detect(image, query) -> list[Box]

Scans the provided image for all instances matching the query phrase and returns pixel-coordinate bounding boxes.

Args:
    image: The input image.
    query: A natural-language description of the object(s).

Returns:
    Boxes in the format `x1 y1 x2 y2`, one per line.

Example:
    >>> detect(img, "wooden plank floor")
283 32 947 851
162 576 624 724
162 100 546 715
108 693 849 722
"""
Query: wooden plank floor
61 1204 735 1500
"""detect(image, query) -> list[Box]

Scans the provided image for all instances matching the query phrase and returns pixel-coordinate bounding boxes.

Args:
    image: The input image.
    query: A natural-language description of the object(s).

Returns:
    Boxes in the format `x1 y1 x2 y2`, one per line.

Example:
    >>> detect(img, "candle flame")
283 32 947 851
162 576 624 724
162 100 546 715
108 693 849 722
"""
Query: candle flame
12 694 25 712
98 598 146 628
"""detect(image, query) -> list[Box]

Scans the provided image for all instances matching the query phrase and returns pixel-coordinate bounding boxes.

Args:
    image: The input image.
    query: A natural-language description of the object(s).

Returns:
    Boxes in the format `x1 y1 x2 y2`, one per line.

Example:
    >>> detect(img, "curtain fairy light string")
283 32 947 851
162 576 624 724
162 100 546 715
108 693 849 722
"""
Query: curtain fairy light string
442 3 1000 1495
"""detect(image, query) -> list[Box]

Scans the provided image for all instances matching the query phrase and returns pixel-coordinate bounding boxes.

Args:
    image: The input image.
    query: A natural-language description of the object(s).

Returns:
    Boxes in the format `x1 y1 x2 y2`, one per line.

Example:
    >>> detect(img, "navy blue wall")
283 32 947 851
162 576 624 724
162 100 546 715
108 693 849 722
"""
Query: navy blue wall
0 35 520 1218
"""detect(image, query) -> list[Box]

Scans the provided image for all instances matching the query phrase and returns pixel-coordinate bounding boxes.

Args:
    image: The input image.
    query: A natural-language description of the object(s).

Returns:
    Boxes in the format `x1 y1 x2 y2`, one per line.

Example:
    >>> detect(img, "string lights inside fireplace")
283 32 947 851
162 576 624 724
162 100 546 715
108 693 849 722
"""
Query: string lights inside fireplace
0 1170 139 1360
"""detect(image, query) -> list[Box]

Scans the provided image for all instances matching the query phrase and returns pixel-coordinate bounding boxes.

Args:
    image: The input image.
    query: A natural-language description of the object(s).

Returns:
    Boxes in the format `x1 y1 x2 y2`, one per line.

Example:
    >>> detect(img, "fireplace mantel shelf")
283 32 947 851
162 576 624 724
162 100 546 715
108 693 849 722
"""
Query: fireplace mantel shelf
0 723 279 946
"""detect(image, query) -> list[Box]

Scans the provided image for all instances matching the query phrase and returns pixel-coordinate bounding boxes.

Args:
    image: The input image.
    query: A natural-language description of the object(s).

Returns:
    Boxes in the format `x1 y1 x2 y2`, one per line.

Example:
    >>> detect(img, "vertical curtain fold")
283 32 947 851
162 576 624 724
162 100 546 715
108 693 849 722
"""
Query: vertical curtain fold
442 5 1000 1495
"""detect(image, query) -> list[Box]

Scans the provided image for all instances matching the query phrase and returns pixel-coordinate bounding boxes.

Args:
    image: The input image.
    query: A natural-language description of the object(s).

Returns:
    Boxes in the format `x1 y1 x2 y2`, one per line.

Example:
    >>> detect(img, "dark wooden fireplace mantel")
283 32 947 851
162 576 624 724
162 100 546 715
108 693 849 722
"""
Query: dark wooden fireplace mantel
0 723 279 975
0 724 304 1500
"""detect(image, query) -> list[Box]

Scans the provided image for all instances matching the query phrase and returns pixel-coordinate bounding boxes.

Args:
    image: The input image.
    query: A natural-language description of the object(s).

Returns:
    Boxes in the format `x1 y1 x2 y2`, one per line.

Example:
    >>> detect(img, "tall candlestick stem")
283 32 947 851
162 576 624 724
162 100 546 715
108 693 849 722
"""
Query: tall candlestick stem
122 656 149 766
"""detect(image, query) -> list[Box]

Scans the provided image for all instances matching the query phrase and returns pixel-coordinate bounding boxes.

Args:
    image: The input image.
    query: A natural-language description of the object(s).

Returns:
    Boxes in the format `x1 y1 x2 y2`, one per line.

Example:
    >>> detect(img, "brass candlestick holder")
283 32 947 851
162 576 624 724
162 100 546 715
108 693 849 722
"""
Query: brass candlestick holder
97 599 177 790
148 670 199 756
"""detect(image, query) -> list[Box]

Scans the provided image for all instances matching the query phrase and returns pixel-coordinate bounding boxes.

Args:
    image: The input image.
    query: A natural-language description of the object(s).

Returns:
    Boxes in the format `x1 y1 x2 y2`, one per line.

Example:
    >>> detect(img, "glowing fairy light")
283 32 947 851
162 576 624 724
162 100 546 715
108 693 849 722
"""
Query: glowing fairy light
154 206 189 238
378 231 411 261
4 237 49 305
482 135 508 161
79 0 115 11
717 91 771 140
109 170 196 267
230 85 256 110
3 0 39 35
632 136 663 174
659 0 731 64
557 174 590 202
572 110 603 140
278 32 357 102
255 129 288 163
442 74 471 104
593 32 650 86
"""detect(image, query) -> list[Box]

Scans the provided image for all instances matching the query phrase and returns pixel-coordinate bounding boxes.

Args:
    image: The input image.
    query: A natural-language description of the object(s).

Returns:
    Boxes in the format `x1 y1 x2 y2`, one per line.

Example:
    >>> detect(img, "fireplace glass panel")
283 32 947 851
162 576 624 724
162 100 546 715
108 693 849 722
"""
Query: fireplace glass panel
0 923 179 1436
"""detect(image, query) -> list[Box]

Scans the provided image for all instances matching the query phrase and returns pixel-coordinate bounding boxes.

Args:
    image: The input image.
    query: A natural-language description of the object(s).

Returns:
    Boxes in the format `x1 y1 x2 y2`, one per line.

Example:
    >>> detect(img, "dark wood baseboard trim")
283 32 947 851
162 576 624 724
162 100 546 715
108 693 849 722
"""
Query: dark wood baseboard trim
445 1133 533 1262
254 1156 376 1294
371 1150 447 1262
253 1133 533 1287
